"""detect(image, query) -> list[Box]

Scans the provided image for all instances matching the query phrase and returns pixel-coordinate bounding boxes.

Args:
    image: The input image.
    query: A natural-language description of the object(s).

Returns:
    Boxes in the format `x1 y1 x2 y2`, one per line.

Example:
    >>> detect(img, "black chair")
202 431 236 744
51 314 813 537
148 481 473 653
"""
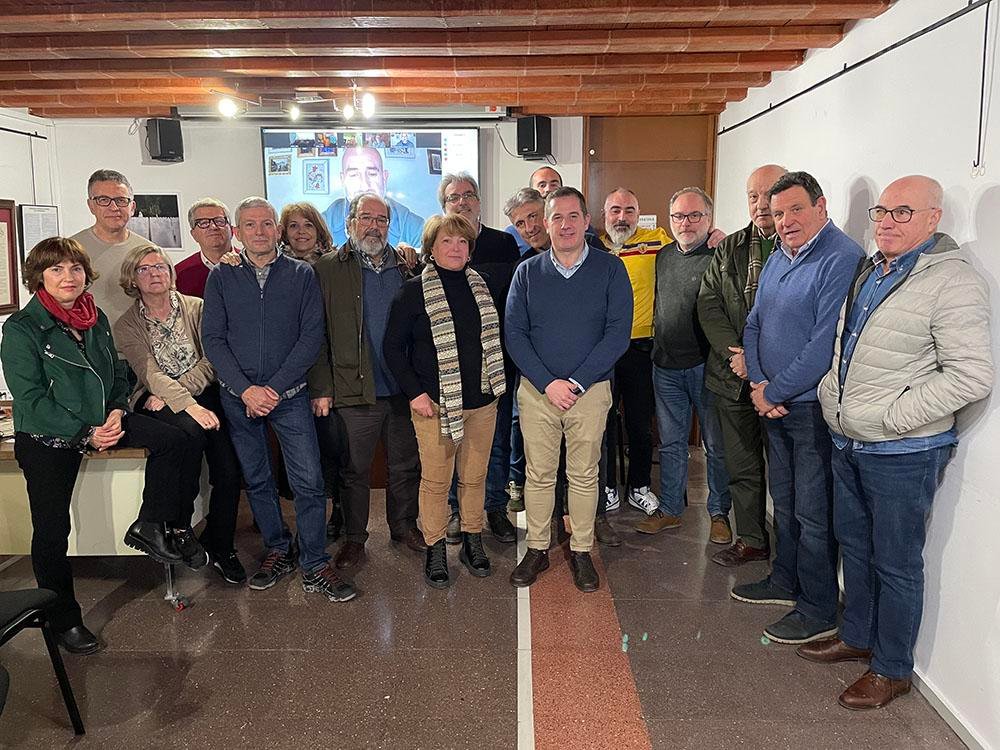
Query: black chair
0 589 85 735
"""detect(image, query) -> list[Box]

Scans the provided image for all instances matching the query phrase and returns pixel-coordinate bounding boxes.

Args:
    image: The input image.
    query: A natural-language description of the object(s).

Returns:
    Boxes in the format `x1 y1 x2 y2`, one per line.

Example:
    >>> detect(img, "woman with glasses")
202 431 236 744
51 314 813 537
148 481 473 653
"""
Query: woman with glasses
1 237 205 654
113 244 245 584
383 214 507 589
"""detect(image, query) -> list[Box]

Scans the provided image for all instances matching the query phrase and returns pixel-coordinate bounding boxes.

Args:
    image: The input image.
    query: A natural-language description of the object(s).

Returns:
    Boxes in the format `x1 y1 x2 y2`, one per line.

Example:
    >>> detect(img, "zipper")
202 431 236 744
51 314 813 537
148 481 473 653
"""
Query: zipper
44 350 106 407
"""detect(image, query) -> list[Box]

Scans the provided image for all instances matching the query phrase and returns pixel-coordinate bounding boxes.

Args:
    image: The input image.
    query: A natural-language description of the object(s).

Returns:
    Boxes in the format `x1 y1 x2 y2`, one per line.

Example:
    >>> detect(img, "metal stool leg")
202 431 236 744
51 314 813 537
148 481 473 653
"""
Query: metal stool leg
163 564 191 611
39 621 85 735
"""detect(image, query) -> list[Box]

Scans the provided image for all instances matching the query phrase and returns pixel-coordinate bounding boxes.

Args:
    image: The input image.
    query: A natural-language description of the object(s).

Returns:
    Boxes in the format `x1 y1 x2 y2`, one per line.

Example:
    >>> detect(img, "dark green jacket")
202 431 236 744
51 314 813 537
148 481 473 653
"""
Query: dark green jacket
1 295 130 443
696 222 759 401
308 242 414 407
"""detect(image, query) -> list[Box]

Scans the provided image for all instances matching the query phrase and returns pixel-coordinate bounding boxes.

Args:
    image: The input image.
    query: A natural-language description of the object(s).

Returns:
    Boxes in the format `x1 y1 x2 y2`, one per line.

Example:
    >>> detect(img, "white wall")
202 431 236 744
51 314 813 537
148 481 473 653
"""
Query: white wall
715 1 1000 747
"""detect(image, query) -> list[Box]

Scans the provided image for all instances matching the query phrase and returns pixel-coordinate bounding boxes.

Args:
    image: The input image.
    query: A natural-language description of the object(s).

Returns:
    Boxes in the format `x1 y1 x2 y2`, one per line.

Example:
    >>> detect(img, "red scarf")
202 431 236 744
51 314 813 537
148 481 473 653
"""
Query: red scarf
37 289 99 331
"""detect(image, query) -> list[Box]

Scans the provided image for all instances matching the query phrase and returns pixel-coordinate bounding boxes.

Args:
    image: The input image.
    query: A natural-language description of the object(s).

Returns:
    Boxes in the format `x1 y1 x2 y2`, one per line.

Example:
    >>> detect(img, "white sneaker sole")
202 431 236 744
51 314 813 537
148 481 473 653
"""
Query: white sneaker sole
763 626 838 645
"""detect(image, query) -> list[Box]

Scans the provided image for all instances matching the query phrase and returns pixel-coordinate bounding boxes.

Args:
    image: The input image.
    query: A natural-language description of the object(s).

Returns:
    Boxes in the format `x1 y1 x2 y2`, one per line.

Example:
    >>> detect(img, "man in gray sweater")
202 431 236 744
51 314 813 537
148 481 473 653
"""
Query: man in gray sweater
636 187 731 541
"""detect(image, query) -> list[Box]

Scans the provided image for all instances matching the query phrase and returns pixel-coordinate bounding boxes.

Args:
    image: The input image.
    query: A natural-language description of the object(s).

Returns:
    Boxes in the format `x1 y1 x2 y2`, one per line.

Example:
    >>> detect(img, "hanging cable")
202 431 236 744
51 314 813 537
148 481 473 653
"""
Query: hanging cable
973 2 992 172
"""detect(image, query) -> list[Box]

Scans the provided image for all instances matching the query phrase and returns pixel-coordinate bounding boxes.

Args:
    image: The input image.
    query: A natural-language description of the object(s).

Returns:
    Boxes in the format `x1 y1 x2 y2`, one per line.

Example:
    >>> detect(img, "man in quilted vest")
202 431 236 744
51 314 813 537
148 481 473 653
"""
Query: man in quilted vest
805 175 993 710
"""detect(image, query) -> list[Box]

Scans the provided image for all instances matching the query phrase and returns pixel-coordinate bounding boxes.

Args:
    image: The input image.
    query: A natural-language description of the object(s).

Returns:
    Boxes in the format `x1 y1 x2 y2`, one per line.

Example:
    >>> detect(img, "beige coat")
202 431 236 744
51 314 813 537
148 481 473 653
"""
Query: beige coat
113 292 215 412
818 234 993 442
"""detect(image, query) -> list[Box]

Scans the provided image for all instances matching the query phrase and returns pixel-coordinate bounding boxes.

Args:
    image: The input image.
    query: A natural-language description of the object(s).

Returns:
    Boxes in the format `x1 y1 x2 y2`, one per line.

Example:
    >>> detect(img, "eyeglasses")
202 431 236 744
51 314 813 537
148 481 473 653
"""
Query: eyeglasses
356 213 389 227
193 217 230 229
90 195 132 208
135 263 169 276
868 206 937 223
444 191 479 204
669 211 707 224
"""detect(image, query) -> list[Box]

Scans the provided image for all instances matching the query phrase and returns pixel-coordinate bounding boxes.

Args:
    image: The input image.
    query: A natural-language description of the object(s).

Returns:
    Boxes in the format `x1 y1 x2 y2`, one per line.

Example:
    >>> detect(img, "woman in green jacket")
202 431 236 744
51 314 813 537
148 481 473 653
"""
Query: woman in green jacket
0 237 206 655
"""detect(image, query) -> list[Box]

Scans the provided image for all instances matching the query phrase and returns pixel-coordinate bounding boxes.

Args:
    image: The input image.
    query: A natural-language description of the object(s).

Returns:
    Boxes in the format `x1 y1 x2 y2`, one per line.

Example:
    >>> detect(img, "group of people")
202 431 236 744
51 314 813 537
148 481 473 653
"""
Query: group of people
0 157 990 713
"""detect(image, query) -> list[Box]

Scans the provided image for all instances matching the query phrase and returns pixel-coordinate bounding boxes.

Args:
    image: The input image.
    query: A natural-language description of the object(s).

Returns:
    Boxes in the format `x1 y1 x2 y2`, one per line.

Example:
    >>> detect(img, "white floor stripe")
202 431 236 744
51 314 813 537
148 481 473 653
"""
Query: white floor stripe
515 509 535 750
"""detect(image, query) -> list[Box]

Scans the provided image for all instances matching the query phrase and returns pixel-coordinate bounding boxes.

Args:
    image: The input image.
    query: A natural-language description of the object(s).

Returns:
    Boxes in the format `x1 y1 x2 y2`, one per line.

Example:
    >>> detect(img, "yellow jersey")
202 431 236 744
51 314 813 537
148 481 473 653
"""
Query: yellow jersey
600 226 672 339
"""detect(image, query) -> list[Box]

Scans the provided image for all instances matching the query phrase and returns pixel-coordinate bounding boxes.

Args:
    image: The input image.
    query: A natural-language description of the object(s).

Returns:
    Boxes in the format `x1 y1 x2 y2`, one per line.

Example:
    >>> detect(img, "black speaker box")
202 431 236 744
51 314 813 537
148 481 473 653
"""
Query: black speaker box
146 118 184 162
517 115 552 159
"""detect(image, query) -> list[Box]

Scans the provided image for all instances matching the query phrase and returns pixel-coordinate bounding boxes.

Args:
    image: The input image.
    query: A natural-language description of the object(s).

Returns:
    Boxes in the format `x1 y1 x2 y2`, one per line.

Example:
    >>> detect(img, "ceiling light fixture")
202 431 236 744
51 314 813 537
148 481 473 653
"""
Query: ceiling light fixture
217 97 239 118
361 92 376 119
287 103 301 120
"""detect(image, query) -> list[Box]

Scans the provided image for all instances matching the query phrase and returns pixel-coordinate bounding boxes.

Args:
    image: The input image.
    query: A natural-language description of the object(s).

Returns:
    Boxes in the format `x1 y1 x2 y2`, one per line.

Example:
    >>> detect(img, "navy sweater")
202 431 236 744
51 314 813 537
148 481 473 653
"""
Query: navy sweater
505 248 632 393
202 253 325 397
743 221 863 404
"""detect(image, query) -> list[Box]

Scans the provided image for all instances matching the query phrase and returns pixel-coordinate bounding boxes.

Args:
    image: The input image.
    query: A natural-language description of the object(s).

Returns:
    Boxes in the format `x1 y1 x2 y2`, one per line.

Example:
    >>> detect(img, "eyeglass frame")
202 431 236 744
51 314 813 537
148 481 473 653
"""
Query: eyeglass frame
669 211 708 224
443 191 479 204
89 195 133 208
868 205 938 223
135 263 170 276
355 213 390 228
192 216 231 229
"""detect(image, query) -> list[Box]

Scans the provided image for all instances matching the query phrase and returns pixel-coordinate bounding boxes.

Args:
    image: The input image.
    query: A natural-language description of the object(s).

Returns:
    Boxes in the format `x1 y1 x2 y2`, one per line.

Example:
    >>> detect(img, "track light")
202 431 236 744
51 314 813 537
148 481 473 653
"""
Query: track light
288 103 301 120
343 103 355 121
361 92 376 119
217 97 239 118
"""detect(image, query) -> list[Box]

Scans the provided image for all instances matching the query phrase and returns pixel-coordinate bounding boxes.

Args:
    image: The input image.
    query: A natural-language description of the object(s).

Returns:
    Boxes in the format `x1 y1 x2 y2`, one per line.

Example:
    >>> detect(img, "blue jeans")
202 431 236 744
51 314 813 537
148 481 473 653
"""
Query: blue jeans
510 374 526 487
833 443 952 678
652 363 731 517
450 389 510 513
763 401 837 624
221 389 329 572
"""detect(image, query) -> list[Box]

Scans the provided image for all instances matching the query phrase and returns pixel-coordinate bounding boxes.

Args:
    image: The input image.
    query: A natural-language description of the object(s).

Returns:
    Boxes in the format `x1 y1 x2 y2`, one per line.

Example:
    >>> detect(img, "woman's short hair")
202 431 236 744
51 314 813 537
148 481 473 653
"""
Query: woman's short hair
21 237 98 292
420 213 477 262
118 244 175 298
279 201 334 252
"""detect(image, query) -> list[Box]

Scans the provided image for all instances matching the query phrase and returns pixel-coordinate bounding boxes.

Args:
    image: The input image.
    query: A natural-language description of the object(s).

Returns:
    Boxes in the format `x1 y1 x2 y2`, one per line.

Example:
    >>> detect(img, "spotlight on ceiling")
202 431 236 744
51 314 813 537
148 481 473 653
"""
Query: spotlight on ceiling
288 103 301 121
361 92 376 119
217 97 239 118
343 103 355 121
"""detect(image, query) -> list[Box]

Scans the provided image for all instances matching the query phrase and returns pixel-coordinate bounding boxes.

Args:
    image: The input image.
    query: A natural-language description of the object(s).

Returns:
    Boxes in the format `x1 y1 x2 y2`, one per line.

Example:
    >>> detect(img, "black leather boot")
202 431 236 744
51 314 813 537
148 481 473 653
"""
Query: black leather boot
424 539 450 589
124 520 183 565
459 532 491 577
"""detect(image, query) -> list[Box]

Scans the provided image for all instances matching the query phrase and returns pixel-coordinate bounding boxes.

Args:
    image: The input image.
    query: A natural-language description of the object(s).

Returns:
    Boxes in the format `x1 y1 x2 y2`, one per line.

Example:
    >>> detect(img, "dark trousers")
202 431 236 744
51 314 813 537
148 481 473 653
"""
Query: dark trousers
14 413 192 632
338 394 420 544
763 402 838 624
137 384 242 554
714 390 768 548
604 339 655 491
833 443 952 678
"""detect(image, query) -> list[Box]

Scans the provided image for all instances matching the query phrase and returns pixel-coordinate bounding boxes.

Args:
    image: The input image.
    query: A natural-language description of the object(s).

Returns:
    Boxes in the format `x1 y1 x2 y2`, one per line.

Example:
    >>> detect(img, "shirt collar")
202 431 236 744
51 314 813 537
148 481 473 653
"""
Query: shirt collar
549 244 589 272
240 249 279 268
139 291 179 325
777 218 831 261
871 235 936 275
199 251 220 270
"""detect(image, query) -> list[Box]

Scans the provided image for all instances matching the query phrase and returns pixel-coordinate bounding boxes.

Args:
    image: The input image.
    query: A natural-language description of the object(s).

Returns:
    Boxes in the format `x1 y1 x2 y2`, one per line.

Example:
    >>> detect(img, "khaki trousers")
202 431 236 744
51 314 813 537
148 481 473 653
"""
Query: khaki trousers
518 380 612 552
411 400 498 546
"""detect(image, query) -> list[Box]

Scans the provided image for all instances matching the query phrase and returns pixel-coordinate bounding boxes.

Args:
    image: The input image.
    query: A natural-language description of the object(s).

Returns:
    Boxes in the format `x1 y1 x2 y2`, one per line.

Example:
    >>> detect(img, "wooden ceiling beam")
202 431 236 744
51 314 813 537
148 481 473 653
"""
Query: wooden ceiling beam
0 2 891 33
0 72 770 95
0 26 841 60
518 102 727 115
0 51 803 80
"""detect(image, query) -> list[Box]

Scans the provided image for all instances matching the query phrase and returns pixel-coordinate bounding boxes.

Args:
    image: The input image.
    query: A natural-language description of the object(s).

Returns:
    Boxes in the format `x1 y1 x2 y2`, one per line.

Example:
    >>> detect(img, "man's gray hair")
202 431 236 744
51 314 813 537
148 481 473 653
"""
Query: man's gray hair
437 172 480 209
87 169 132 196
187 197 231 229
504 188 544 220
669 186 714 213
233 196 278 226
347 191 392 224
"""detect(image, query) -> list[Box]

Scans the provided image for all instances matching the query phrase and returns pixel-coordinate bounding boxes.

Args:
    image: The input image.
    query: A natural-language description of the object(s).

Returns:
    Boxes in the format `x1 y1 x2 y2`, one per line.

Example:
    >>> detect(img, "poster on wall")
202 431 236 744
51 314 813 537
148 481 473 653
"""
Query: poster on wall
17 204 60 263
128 194 183 250
0 199 20 316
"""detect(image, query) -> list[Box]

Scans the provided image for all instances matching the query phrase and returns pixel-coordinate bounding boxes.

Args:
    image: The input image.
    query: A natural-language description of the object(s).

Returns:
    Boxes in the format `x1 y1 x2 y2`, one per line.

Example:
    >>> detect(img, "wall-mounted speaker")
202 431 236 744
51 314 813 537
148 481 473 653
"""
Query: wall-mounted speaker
517 115 552 160
146 118 184 162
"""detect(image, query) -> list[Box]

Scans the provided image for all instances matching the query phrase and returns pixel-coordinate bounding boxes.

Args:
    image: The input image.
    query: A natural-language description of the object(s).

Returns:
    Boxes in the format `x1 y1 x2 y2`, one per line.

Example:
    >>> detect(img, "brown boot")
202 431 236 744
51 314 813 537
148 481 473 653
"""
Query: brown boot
634 509 681 535
838 671 911 710
797 637 872 664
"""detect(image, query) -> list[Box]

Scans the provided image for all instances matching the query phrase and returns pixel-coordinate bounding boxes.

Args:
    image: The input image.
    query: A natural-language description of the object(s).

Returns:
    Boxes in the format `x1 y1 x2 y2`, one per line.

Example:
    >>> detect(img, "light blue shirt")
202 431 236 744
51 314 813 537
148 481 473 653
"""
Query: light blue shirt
549 245 589 279
777 218 832 263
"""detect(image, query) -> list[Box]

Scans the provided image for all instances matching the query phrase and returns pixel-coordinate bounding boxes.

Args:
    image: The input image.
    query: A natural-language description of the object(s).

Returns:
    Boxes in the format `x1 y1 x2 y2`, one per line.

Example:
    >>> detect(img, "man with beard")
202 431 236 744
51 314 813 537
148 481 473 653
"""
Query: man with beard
309 192 424 571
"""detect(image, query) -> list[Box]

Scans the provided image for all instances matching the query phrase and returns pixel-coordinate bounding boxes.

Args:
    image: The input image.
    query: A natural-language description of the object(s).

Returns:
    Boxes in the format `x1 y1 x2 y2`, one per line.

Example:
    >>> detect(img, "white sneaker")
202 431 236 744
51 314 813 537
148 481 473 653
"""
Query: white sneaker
604 486 620 512
506 481 523 502
627 486 659 515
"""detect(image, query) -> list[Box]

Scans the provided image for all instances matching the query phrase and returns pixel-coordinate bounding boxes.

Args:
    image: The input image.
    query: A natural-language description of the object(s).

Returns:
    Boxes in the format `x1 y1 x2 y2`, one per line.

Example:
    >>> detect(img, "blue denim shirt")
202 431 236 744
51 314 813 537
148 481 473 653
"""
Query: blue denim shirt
831 236 956 454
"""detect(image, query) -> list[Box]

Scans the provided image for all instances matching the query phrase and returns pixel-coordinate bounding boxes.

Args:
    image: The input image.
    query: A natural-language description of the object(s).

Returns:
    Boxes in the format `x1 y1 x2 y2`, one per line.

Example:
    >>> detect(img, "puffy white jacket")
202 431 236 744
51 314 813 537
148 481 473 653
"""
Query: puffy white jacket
818 234 993 442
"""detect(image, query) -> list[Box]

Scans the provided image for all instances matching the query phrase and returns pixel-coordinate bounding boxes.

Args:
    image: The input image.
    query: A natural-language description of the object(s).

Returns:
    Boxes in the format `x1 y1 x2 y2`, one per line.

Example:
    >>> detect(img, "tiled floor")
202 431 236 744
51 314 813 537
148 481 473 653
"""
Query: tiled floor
0 454 963 749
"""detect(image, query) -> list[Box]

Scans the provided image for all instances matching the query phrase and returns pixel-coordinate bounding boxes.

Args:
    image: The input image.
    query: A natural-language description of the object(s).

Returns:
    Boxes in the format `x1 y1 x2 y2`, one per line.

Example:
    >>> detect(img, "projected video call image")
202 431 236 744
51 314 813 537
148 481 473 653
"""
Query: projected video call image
262 128 480 249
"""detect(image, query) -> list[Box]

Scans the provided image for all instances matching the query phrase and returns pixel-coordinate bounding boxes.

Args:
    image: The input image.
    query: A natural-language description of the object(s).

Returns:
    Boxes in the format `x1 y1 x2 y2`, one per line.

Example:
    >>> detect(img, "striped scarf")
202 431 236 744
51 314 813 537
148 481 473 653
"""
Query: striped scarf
421 263 506 443
744 223 767 309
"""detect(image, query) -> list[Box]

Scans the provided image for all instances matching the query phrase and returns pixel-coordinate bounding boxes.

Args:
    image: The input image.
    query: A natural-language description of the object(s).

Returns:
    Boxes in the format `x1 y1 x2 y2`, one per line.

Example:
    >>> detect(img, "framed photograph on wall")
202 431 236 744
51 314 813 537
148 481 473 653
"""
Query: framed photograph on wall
17 204 59 263
302 159 329 195
128 194 183 250
0 199 20 316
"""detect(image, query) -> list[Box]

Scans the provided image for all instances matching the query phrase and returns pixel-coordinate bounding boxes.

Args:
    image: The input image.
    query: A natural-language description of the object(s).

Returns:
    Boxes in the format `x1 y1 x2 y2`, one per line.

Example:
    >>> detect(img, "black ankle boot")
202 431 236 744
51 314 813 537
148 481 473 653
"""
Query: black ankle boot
124 521 183 565
424 539 450 589
459 532 491 577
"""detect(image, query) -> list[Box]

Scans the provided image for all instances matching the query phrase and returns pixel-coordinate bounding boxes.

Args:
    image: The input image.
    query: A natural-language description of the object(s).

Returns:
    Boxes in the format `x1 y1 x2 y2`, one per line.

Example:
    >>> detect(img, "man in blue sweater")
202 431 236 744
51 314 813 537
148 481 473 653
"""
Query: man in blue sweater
506 187 633 593
203 196 356 603
734 172 863 643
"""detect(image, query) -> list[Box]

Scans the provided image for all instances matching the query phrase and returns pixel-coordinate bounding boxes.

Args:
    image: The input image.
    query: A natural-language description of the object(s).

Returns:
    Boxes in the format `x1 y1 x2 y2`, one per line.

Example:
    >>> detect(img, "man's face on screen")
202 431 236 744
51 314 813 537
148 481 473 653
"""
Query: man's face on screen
341 147 388 200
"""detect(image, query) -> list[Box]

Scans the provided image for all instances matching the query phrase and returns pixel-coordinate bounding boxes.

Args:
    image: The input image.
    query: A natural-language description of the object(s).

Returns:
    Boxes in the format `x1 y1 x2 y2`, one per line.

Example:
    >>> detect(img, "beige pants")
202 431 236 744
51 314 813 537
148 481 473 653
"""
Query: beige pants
518 380 612 552
411 399 498 546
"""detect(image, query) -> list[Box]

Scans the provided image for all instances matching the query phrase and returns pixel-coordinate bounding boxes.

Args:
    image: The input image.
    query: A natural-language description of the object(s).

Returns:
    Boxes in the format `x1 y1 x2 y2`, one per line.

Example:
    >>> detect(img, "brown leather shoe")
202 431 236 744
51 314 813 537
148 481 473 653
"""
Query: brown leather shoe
797 637 872 664
838 671 911 710
709 515 732 545
634 509 681 535
334 541 366 570
391 527 428 553
510 548 549 587
711 539 770 567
